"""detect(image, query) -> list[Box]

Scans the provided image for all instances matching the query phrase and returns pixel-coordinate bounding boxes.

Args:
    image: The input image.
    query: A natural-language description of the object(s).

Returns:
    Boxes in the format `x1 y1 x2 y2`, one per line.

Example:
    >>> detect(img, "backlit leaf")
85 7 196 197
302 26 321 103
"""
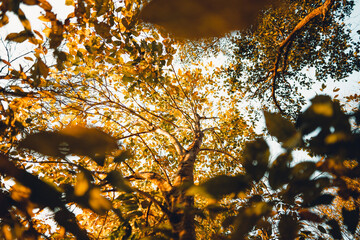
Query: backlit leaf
88 188 112 215
74 172 90 197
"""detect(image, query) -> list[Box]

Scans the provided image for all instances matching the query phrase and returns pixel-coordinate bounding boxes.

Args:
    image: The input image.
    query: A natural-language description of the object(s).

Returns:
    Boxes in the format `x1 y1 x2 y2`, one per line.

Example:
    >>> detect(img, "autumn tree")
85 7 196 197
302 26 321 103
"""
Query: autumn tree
1 0 360 240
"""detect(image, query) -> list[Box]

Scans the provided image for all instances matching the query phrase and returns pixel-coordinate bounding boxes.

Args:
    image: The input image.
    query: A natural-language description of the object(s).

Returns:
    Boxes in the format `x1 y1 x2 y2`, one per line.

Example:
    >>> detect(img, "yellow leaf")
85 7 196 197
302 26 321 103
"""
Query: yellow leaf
39 0 52 11
74 172 90 196
38 15 51 22
312 103 333 117
65 0 74 5
10 183 31 202
88 188 112 215
43 27 52 37
325 132 348 144
23 0 38 5
0 14 9 27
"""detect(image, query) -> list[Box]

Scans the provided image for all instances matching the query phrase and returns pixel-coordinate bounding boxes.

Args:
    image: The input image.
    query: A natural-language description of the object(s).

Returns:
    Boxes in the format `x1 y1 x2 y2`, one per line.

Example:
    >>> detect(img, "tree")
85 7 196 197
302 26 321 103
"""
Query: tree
224 0 360 117
1 0 360 239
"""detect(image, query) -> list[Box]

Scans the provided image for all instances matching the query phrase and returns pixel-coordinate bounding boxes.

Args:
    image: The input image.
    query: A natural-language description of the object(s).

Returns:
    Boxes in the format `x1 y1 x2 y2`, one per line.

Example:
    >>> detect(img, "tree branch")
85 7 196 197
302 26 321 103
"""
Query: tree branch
271 0 335 112
199 148 237 161
155 128 186 156
126 171 172 193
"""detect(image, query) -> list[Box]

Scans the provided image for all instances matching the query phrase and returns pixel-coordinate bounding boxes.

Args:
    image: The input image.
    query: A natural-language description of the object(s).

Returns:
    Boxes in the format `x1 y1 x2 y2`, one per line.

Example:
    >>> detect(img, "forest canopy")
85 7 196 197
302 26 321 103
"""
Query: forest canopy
0 0 360 239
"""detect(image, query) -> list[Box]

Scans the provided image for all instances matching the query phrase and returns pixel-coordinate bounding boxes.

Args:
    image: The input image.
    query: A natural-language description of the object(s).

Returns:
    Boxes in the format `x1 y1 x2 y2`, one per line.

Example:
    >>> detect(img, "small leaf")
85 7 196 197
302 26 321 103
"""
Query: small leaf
94 22 111 39
318 225 327 234
6 31 32 43
37 58 49 79
0 14 9 27
342 207 359 234
1 59 11 66
24 56 33 61
95 0 108 16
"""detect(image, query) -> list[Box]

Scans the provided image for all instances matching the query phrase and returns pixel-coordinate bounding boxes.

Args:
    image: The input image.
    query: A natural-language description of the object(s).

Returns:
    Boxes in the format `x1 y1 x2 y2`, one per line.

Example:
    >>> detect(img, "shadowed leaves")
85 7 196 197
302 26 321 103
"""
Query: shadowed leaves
187 175 250 200
243 138 269 182
18 126 118 165
139 0 281 39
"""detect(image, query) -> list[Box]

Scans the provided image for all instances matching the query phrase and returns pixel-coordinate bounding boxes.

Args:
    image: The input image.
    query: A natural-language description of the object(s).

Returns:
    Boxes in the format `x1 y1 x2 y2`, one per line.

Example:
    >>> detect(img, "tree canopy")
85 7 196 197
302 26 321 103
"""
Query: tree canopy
0 0 360 239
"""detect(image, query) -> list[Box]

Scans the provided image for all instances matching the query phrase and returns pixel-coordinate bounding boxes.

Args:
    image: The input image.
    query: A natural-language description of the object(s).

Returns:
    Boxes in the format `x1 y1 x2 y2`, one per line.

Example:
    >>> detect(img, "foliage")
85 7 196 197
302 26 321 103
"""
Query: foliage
225 0 360 117
0 0 360 240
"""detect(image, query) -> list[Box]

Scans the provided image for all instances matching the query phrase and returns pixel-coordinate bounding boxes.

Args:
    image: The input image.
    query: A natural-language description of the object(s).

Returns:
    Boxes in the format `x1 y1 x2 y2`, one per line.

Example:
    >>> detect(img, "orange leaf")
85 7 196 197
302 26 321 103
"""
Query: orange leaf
1 59 11 66
37 58 49 79
6 31 31 43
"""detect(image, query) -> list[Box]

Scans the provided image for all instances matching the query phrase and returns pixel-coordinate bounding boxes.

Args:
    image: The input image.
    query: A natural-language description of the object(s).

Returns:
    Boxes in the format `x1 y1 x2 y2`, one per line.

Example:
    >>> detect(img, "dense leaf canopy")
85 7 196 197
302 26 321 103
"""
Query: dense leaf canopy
0 0 360 239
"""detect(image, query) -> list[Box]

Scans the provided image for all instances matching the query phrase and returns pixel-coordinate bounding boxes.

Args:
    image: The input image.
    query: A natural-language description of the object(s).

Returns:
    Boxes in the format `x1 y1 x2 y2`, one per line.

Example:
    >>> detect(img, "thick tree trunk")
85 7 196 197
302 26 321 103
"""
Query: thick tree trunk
169 130 203 240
